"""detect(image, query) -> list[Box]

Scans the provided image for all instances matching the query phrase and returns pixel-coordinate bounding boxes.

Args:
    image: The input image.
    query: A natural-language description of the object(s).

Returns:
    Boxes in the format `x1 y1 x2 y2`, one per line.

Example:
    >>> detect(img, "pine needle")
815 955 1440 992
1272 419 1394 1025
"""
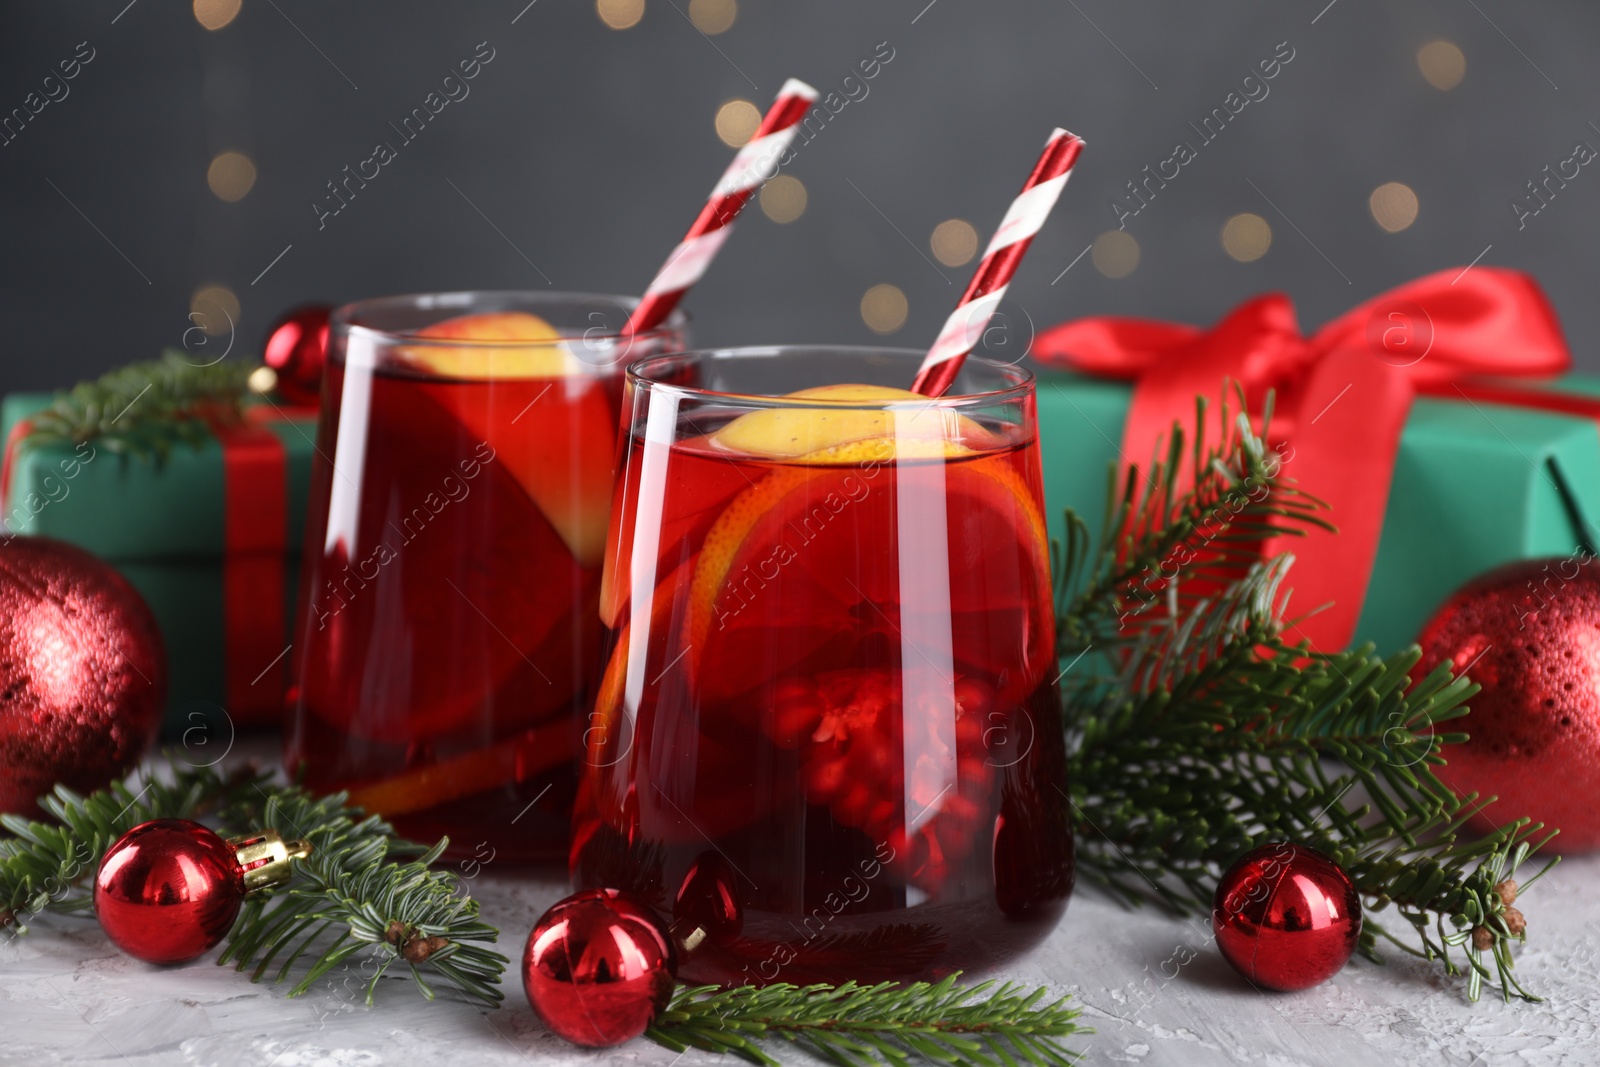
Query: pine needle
1057 384 1557 1002
0 759 506 1008
17 349 257 461
649 974 1086 1066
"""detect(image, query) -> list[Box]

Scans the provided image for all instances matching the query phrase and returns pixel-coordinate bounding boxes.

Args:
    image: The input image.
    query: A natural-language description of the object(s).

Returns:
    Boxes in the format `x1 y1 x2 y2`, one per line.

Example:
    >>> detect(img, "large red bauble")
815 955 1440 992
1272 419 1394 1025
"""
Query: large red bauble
1416 558 1600 850
0 537 166 817
93 819 244 964
1212 842 1361 992
523 888 677 1048
262 304 332 406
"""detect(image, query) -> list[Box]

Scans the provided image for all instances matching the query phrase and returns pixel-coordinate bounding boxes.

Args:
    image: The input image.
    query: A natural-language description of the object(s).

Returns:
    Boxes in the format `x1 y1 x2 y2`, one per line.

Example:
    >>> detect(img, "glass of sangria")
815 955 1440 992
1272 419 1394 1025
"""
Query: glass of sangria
572 346 1072 985
285 291 687 863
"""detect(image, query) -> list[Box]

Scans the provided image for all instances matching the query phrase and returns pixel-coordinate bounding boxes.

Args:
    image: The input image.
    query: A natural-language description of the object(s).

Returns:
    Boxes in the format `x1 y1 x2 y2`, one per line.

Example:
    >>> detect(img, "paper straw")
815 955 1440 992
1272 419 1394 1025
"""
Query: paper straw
911 128 1085 397
624 78 819 336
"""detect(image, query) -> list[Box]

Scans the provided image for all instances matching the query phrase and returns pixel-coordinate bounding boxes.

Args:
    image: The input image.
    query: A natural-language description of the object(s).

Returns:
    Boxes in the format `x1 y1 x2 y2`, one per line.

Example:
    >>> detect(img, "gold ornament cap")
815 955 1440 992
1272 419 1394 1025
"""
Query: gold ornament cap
226 829 313 893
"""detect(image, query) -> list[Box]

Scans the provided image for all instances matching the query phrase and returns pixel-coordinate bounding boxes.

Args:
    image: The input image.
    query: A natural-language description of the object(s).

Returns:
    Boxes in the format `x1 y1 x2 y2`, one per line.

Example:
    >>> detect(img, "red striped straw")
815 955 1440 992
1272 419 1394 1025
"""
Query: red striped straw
624 78 819 337
911 128 1085 397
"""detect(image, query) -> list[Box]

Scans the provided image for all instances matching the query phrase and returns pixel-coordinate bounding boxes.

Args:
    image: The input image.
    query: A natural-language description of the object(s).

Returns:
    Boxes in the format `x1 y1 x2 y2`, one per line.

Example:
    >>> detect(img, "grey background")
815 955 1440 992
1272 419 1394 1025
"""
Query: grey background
1 0 1596 393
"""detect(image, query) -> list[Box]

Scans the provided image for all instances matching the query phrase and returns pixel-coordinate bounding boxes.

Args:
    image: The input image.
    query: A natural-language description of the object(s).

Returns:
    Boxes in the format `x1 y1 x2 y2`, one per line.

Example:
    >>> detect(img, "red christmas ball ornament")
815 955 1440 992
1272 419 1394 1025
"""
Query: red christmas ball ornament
523 888 677 1048
1416 557 1600 850
262 304 332 406
1212 842 1361 992
93 819 311 964
0 537 166 818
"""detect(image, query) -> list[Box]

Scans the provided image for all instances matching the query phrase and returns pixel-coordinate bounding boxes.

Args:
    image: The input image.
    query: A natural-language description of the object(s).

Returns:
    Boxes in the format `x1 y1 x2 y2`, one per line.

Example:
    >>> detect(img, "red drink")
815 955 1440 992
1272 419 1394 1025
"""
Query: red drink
573 348 1072 984
285 293 684 862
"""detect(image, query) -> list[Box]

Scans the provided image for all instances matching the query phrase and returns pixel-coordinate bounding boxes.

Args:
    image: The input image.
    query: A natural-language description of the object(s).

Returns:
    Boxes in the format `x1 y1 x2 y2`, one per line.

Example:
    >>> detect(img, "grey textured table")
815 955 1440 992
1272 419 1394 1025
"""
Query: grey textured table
4 756 1597 1067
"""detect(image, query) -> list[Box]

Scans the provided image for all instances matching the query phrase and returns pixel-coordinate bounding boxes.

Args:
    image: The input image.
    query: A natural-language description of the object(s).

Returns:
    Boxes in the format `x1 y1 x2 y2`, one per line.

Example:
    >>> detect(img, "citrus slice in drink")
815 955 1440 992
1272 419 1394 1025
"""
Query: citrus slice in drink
708 383 997 458
398 311 618 567
599 385 993 627
300 369 583 742
680 386 1052 706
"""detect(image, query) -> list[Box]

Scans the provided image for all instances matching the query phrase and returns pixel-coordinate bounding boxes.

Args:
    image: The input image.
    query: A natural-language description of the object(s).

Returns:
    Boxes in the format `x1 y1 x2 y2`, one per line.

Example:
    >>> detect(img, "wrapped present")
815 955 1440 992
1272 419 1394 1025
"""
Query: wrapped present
1030 268 1600 655
1 356 315 731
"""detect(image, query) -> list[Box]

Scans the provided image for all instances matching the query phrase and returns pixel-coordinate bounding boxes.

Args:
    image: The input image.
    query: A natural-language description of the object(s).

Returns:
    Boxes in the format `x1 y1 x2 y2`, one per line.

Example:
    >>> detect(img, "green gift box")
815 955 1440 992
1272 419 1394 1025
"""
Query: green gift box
1 390 315 733
1032 366 1600 655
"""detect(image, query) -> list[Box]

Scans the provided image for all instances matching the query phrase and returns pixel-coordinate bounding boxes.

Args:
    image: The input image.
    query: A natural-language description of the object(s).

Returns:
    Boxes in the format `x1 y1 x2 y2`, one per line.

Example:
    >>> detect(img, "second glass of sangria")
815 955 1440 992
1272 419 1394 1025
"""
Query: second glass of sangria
572 346 1073 985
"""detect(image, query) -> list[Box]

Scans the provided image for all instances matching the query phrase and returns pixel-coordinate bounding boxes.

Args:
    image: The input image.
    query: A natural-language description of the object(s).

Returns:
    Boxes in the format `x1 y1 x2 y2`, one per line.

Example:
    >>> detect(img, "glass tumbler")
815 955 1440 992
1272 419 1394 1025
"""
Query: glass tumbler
285 291 687 862
571 346 1073 985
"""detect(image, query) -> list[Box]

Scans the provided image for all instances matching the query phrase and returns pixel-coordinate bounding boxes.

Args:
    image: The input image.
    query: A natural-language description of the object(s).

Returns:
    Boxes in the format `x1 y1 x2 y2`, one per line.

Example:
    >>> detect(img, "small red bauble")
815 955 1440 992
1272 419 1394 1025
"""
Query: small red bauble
1416 558 1600 850
1212 842 1361 992
0 537 166 818
94 819 311 964
262 304 332 406
523 888 677 1048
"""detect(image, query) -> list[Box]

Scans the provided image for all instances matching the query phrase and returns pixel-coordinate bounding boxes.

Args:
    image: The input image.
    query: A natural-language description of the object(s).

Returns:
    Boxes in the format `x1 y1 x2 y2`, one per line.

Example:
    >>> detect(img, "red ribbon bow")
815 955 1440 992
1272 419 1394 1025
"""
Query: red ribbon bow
1032 267 1571 650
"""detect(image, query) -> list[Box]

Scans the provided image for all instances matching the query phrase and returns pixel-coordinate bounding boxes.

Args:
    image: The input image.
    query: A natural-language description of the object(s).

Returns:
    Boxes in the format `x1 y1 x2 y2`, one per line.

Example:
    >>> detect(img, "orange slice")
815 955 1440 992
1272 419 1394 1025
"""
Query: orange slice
345 717 575 817
300 377 584 743
402 310 575 377
399 311 619 567
709 383 993 460
587 559 694 771
682 435 1055 707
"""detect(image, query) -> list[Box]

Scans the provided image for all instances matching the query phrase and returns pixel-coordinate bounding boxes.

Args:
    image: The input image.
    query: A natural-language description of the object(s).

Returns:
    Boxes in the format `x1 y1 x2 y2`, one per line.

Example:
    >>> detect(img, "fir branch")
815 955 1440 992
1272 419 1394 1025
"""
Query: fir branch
0 762 257 930
216 783 507 1008
0 759 506 1009
648 974 1086 1066
1058 394 1558 1003
1055 386 1330 656
19 350 257 461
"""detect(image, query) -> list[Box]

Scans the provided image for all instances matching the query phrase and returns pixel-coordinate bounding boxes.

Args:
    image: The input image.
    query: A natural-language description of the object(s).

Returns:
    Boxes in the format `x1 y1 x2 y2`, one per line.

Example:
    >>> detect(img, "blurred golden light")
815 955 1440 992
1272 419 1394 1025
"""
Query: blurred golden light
191 285 240 337
1221 213 1272 262
1369 182 1419 232
714 98 761 147
1418 40 1466 90
930 219 979 267
760 175 807 223
860 284 908 334
193 0 242 31
248 366 278 394
688 0 736 35
207 151 256 202
597 0 645 30
1092 231 1140 279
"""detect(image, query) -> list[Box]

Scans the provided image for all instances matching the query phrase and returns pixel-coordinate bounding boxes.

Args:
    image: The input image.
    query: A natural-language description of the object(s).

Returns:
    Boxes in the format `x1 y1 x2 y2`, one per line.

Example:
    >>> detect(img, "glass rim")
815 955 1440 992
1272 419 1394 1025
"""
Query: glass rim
625 345 1037 410
331 289 690 347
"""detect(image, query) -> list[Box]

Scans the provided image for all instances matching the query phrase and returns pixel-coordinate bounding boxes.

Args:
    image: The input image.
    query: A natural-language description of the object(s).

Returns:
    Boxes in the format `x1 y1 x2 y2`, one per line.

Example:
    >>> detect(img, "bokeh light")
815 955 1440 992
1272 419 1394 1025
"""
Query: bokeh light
190 284 240 337
930 219 979 267
688 0 736 34
760 175 806 223
1092 231 1140 278
1369 182 1419 232
1417 40 1466 90
714 98 760 146
247 366 278 394
206 151 256 202
1221 213 1272 262
596 0 645 31
193 0 242 31
860 284 908 334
